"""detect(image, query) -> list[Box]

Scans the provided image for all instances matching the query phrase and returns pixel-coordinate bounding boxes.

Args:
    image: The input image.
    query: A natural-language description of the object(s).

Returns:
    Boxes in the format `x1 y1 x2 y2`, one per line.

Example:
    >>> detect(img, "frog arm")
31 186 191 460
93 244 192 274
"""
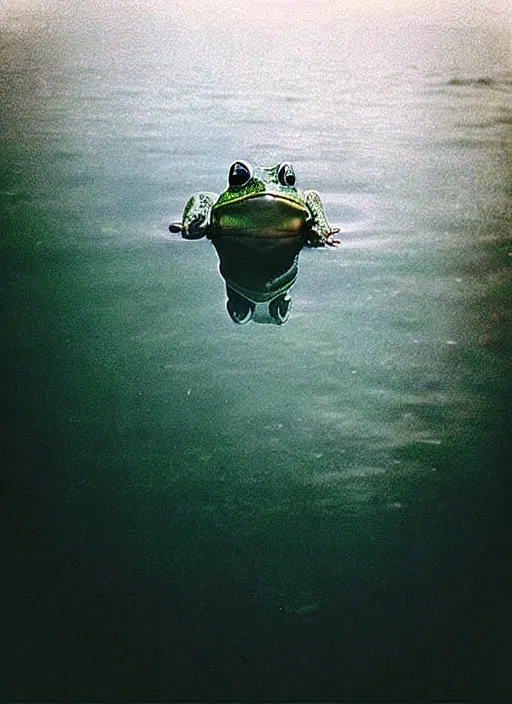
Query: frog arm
169 192 219 239
303 190 340 247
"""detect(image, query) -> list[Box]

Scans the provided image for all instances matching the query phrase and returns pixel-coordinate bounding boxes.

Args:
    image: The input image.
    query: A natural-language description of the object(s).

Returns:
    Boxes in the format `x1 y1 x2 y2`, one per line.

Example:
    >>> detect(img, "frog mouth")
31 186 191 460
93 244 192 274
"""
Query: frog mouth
212 193 308 236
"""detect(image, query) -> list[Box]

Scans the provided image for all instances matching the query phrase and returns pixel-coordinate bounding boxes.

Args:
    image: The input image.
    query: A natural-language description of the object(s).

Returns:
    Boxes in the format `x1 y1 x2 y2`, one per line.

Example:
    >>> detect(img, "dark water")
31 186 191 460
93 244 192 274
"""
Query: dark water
2 2 512 700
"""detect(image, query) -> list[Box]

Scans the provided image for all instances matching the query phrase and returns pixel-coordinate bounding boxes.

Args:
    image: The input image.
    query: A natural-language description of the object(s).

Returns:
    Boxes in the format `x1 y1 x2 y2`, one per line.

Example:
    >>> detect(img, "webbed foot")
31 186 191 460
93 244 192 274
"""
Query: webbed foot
325 228 341 247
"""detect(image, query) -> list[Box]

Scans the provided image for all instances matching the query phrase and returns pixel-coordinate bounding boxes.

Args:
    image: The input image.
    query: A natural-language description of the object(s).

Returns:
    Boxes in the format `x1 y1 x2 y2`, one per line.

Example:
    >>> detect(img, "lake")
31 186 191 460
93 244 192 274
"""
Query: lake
2 0 511 700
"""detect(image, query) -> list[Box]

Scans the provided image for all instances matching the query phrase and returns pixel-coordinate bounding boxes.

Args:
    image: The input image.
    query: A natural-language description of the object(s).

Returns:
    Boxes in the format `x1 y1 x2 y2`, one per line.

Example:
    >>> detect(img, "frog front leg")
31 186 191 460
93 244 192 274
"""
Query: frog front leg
303 190 340 247
169 192 218 239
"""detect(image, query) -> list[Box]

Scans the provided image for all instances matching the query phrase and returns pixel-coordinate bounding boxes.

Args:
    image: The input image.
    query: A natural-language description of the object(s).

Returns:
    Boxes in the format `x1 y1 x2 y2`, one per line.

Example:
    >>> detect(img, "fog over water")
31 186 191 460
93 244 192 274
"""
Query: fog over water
2 0 511 700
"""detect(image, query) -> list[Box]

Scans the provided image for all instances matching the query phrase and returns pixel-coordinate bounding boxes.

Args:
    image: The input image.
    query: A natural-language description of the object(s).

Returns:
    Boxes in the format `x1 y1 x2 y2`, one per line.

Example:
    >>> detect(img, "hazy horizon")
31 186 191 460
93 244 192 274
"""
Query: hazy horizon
1 0 511 27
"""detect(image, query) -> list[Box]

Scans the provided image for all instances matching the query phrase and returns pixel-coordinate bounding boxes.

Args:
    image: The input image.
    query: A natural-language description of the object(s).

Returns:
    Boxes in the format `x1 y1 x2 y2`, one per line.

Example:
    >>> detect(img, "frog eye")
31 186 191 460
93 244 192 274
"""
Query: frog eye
228 160 252 188
277 162 296 187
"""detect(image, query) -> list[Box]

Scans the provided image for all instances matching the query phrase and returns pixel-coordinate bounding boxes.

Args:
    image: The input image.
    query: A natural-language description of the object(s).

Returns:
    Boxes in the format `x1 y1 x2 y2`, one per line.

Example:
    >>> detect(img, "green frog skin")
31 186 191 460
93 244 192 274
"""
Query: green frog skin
170 160 339 247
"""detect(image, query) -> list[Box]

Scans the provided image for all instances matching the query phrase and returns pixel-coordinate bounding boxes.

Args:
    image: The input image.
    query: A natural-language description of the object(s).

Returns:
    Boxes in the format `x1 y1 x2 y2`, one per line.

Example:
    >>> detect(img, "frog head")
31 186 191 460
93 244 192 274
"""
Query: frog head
211 160 309 238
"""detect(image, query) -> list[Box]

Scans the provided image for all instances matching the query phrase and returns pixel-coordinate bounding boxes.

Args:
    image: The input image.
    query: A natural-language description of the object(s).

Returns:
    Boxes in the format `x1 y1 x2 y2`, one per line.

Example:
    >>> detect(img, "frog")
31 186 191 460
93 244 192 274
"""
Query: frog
170 160 339 245
169 160 339 324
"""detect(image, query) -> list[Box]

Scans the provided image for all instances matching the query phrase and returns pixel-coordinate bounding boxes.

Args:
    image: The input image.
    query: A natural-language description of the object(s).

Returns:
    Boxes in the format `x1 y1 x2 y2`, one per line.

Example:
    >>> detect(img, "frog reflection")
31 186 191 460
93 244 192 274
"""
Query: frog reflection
170 160 339 324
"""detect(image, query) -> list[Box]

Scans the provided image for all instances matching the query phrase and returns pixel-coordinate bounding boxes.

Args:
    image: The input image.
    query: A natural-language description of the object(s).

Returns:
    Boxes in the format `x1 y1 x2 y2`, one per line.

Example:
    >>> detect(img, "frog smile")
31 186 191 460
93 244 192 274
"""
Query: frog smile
214 191 307 210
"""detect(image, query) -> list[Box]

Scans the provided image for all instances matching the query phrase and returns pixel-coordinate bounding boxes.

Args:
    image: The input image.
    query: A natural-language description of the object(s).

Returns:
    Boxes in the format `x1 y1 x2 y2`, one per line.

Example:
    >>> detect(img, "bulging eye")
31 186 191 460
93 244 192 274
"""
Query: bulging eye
277 163 296 187
228 160 252 188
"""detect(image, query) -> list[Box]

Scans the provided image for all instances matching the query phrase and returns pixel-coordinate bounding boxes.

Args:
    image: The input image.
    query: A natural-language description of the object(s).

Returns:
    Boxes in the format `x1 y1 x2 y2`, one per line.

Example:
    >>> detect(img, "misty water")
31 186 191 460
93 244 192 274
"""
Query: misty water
2 1 511 700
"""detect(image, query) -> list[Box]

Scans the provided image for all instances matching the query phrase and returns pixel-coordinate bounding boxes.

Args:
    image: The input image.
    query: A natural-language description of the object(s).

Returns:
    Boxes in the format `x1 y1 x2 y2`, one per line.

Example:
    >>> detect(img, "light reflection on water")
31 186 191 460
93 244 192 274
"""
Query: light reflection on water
2 1 511 700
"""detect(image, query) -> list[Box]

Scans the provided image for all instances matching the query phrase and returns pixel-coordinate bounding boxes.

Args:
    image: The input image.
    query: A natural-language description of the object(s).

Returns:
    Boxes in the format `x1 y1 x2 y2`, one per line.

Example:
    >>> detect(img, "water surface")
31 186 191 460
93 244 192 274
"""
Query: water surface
2 1 511 700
